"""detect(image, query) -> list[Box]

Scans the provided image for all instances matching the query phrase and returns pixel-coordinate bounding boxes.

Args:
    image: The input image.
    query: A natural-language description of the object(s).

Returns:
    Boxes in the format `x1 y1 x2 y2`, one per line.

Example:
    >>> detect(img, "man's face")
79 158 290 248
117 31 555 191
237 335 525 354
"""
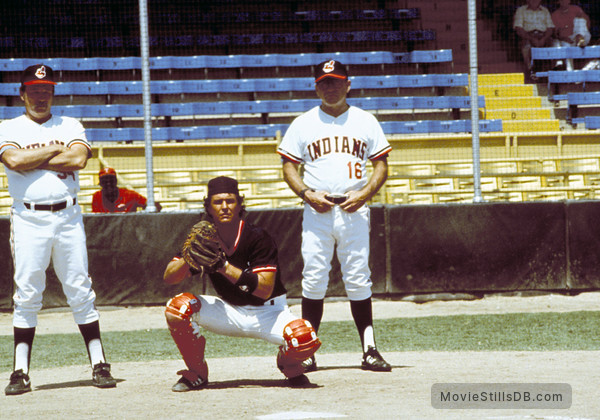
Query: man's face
527 0 542 9
99 175 119 201
315 77 351 107
558 0 570 8
208 193 240 224
21 84 54 123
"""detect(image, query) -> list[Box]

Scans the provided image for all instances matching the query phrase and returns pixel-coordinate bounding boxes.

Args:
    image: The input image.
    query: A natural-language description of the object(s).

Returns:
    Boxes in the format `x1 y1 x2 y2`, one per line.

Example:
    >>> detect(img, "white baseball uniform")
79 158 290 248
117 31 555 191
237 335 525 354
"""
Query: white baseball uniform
0 114 98 328
277 105 392 300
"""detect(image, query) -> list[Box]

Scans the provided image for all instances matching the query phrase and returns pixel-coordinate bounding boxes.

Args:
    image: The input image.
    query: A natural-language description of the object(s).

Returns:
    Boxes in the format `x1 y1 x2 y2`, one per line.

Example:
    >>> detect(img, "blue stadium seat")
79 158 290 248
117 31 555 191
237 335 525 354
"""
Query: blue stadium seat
196 34 230 46
154 103 196 117
264 33 300 45
381 121 431 134
0 107 22 119
582 116 600 129
533 46 600 77
389 9 420 20
356 10 387 20
238 54 281 68
546 70 600 101
192 102 233 115
0 83 19 96
567 91 600 106
405 50 453 64
94 57 141 70
87 127 143 142
567 91 600 123
231 34 264 46
82 117 502 142
0 51 454 74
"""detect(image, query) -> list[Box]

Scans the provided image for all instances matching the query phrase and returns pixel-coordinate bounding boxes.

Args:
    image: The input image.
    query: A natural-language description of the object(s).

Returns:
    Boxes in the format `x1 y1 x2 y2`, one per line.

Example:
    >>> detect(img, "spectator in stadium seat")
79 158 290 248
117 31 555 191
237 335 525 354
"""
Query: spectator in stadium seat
92 167 161 213
513 0 556 81
551 0 592 70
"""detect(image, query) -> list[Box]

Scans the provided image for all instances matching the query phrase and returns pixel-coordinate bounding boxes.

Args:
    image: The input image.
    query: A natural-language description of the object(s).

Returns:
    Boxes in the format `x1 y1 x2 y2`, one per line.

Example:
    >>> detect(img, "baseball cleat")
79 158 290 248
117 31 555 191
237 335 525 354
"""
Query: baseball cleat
302 355 317 373
5 369 32 396
287 374 311 388
361 346 392 372
172 372 208 392
92 362 117 388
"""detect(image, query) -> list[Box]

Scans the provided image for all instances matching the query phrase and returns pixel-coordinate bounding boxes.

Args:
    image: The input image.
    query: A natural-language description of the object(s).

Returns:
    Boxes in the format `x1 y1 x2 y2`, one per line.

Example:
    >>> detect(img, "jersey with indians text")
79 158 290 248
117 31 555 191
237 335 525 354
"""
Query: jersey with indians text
0 114 90 203
277 106 391 194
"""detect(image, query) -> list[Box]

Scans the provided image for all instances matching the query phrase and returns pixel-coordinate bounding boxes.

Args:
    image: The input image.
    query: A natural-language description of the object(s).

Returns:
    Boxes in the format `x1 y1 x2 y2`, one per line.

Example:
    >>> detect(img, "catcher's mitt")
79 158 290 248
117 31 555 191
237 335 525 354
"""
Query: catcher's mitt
181 221 226 273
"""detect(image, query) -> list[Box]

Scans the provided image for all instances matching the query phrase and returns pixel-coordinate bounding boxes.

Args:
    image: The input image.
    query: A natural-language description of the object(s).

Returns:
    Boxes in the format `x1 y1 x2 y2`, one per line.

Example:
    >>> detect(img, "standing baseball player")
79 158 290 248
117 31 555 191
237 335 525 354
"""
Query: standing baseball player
277 60 392 372
0 64 116 395
163 176 321 391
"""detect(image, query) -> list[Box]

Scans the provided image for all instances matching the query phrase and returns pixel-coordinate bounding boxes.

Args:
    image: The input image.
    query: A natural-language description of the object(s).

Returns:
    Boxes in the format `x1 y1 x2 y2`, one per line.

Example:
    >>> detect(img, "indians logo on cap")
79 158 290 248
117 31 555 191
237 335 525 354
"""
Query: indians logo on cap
322 60 336 73
34 66 48 80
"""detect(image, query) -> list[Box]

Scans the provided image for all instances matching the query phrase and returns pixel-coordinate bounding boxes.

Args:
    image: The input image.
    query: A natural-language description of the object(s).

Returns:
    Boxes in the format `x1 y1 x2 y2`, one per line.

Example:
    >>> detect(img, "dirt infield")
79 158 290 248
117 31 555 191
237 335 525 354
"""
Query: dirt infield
2 292 600 419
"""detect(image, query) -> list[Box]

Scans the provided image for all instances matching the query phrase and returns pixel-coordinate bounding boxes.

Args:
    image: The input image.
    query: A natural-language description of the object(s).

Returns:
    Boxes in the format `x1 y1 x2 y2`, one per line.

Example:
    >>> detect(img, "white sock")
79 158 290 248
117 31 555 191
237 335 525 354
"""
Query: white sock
87 338 105 366
362 326 375 352
14 342 30 374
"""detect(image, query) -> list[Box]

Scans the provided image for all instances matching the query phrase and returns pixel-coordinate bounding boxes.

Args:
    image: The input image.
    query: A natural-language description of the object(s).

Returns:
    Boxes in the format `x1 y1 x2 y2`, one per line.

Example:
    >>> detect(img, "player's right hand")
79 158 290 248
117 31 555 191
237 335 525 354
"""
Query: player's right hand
305 190 334 213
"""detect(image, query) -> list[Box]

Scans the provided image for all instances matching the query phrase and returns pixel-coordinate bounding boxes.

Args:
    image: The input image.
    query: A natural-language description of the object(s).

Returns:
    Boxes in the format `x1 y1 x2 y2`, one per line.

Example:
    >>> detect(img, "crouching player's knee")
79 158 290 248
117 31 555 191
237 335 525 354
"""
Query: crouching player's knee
277 319 321 378
165 293 208 381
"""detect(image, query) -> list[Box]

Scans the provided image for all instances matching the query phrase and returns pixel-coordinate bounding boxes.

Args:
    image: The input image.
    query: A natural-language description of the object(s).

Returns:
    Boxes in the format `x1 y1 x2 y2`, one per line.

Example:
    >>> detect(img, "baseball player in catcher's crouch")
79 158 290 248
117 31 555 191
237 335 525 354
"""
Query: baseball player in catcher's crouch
1 64 116 396
278 60 392 372
163 176 321 391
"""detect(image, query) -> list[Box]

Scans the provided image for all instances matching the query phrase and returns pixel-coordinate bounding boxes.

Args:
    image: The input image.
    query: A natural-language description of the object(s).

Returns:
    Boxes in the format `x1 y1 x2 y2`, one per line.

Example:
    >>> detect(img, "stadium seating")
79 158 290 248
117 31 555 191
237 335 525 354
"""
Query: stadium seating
83 119 502 142
0 50 453 73
0 96 486 120
0 53 499 140
544 70 600 102
566 92 600 124
570 116 600 130
531 46 600 78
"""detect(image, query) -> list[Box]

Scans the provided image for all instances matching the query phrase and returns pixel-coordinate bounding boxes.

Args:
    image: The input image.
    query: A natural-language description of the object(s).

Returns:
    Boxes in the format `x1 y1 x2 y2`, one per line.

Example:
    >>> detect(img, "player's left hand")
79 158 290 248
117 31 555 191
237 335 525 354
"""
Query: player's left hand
339 190 367 213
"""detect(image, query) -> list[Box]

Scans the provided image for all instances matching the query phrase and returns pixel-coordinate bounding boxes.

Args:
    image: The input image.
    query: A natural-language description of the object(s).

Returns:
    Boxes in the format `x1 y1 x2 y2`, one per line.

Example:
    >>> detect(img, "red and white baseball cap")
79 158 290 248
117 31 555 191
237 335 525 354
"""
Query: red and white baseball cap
98 167 117 178
21 64 57 87
314 60 348 83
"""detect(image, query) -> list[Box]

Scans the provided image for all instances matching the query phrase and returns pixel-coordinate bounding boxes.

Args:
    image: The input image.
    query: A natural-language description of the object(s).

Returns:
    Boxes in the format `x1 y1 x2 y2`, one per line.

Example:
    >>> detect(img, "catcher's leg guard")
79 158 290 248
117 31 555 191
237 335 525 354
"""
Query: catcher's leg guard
165 293 208 381
277 319 321 378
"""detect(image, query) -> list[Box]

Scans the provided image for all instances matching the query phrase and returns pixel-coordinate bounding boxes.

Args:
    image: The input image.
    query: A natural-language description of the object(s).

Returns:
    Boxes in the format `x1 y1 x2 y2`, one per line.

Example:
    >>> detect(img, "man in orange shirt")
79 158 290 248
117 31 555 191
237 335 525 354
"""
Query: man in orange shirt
92 167 161 213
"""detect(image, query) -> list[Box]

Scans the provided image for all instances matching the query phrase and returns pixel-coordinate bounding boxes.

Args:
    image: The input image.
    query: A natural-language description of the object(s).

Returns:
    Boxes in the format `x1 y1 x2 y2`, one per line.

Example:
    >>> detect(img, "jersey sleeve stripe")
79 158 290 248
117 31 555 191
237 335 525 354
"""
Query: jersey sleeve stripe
369 145 392 161
0 141 21 154
252 265 277 273
68 139 93 158
277 149 302 164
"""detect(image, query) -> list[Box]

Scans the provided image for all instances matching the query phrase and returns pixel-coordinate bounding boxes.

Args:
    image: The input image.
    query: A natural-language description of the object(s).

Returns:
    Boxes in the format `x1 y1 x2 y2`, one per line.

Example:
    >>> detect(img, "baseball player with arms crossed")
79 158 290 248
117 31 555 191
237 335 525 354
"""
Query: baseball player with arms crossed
1 64 116 395
277 60 392 373
163 176 321 391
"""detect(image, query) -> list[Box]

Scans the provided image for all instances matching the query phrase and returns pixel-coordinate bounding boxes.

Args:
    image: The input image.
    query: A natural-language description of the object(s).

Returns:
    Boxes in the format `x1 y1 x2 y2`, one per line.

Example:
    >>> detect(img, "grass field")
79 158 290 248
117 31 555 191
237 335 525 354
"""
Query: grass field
2 310 598 371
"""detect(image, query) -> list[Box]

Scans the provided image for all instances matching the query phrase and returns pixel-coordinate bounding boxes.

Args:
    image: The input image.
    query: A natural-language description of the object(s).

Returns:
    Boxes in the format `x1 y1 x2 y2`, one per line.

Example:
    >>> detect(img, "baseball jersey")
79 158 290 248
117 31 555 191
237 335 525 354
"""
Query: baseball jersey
277 105 392 194
513 5 554 32
0 114 90 203
92 188 147 213
181 219 287 306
